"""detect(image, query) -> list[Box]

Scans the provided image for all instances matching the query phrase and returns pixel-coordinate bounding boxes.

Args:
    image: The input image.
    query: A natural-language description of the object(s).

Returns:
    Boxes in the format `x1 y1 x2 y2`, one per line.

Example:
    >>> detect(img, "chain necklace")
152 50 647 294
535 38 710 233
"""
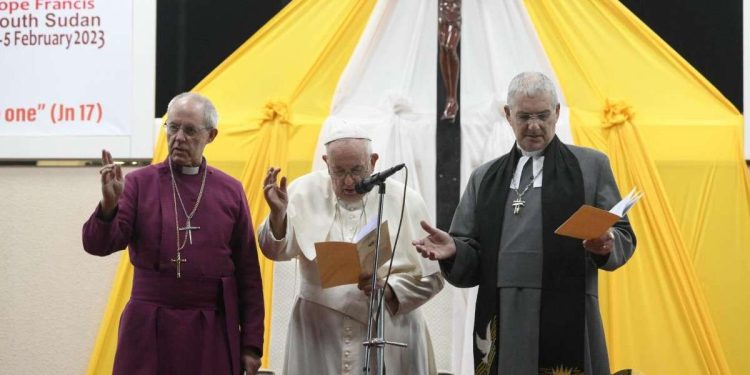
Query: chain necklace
168 159 208 278
511 164 543 215
335 196 367 242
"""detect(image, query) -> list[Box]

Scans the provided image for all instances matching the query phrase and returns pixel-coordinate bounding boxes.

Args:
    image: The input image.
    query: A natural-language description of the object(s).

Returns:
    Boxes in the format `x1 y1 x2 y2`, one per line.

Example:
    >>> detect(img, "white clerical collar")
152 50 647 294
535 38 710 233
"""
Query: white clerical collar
337 196 366 211
510 144 544 189
517 144 544 157
180 165 200 175
169 155 203 175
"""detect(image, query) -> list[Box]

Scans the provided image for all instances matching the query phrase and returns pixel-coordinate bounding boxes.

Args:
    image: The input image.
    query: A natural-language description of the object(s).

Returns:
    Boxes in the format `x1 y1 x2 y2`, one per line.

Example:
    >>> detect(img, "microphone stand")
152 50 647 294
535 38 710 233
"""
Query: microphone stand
362 181 406 375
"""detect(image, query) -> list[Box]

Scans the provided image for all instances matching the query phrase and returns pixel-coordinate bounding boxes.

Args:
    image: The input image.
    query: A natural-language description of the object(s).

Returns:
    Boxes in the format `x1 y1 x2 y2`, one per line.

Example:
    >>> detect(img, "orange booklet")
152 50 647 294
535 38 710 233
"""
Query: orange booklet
314 220 392 288
555 187 642 240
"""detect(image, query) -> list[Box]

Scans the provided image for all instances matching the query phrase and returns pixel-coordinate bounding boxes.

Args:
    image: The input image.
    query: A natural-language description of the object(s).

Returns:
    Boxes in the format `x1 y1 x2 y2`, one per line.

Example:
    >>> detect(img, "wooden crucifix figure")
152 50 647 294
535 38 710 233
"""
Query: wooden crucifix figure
439 0 461 121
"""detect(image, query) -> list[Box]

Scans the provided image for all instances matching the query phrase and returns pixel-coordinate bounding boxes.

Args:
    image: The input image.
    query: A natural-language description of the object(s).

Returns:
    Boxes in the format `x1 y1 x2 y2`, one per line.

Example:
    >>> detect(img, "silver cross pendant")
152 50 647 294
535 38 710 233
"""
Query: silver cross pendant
512 197 525 215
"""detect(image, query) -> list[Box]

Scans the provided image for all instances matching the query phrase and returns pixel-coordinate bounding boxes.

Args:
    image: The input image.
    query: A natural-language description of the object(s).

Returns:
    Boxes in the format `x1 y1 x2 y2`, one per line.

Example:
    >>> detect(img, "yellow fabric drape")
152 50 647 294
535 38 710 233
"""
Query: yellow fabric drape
526 1 750 374
86 1 376 372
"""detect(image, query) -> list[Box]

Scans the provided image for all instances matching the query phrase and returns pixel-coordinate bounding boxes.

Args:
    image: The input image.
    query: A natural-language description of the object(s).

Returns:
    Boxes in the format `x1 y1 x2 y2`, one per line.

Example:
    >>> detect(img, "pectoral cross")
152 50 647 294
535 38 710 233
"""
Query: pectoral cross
178 218 200 245
512 197 525 215
171 251 187 278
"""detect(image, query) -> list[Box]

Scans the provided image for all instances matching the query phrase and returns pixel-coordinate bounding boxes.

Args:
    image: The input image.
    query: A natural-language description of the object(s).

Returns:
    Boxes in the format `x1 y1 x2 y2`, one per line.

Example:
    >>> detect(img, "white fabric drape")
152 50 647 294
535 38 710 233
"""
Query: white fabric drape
461 0 572 185
316 0 572 373
313 0 438 218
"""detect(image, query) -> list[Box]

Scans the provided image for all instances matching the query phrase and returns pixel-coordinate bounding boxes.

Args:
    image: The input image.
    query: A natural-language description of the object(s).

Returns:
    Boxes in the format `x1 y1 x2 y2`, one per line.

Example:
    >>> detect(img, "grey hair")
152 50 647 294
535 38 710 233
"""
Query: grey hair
325 138 373 157
506 72 559 109
167 92 219 129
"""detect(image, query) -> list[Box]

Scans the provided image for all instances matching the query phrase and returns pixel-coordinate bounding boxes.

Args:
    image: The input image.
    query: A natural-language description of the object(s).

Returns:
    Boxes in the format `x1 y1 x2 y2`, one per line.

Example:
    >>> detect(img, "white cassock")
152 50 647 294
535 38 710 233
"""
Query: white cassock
259 170 443 375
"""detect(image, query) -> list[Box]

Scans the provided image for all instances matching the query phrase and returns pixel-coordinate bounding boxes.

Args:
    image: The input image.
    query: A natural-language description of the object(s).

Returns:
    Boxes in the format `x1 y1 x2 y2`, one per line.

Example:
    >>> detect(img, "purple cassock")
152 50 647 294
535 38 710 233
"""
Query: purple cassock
83 159 264 375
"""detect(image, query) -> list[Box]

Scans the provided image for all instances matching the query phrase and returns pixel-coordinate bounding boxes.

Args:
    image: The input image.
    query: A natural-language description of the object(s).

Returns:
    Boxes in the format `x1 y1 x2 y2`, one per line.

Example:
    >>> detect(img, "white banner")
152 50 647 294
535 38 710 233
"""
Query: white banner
0 0 141 154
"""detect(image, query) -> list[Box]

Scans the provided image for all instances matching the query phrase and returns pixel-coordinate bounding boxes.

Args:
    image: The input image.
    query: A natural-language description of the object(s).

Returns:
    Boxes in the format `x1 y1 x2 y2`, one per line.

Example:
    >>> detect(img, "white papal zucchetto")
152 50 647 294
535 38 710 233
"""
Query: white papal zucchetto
321 116 372 145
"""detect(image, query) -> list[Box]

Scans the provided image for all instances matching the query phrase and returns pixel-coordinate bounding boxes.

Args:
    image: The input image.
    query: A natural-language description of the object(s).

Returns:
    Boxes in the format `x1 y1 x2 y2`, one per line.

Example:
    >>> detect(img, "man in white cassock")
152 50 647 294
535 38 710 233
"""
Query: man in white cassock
258 119 444 375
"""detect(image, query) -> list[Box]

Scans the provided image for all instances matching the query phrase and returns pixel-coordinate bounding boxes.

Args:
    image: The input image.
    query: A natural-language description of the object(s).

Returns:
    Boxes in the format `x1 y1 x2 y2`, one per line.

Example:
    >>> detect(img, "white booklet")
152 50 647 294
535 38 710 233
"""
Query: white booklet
555 187 643 240
609 187 644 217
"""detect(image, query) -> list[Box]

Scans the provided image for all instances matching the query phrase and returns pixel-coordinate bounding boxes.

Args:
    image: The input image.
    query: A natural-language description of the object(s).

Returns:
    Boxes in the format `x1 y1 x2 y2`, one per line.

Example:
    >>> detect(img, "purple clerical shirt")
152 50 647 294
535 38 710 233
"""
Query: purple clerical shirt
83 159 264 375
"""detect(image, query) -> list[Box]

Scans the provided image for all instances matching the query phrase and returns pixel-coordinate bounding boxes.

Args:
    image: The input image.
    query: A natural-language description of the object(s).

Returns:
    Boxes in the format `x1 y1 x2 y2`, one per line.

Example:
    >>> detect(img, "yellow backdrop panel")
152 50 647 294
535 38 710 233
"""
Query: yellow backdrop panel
526 0 749 374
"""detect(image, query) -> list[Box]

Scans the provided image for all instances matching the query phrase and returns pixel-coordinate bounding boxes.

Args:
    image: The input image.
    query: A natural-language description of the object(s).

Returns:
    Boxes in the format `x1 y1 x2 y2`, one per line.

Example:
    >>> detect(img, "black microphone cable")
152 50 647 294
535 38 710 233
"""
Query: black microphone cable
372 164 408 334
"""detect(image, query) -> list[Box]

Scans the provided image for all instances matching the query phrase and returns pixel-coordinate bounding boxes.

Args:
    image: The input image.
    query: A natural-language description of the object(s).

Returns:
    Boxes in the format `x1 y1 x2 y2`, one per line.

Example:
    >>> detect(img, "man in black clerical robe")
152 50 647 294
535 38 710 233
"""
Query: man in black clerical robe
413 72 636 375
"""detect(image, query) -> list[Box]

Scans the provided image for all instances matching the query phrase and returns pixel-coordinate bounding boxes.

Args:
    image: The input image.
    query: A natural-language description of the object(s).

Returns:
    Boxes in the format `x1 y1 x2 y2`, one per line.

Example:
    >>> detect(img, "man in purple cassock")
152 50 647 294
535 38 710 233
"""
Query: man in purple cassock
82 92 265 375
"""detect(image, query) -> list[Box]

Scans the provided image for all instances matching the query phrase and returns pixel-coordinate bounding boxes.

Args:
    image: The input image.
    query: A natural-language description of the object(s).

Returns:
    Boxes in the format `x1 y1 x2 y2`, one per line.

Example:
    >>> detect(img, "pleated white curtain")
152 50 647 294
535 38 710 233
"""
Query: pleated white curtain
313 0 439 215
316 0 573 373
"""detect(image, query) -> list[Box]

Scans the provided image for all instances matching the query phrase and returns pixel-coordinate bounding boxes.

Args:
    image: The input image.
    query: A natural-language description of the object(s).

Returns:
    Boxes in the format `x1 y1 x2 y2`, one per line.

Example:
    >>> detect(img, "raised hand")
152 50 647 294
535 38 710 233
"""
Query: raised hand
262 167 288 238
412 220 457 260
99 149 123 218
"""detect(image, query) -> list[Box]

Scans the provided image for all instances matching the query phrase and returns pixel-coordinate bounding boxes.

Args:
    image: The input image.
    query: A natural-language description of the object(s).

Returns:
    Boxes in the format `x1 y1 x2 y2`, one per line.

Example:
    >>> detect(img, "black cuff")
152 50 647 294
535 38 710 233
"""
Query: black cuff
591 252 611 267
242 346 262 358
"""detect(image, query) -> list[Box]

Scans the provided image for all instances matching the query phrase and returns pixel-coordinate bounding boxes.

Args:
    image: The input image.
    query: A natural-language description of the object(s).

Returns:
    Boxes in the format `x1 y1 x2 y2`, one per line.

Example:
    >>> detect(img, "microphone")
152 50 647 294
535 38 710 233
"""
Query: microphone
355 163 405 194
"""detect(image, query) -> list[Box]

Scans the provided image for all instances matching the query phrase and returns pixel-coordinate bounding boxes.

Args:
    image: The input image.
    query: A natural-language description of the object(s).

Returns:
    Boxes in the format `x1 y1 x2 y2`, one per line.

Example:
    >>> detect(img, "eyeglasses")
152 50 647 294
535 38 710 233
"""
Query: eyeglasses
163 123 211 137
515 111 551 124
329 166 369 180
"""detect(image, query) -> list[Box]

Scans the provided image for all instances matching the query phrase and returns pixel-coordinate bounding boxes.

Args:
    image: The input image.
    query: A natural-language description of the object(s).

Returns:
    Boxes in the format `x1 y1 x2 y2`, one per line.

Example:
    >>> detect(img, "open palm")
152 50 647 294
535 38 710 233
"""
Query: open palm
412 220 456 260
